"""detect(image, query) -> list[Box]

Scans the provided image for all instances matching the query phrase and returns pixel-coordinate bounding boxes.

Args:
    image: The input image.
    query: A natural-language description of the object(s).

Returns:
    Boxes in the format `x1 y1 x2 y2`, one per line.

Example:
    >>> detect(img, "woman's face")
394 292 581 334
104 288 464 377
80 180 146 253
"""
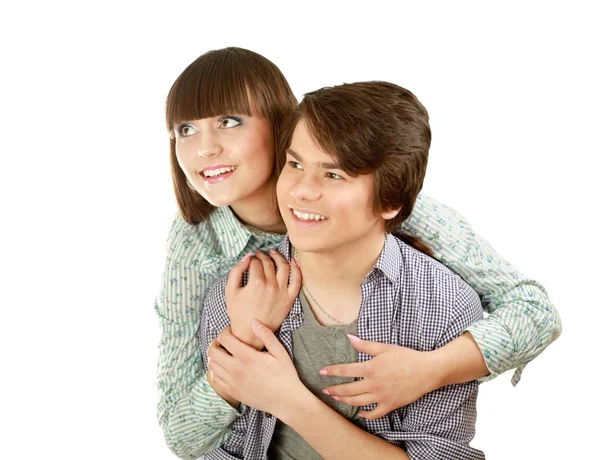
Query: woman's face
174 113 275 207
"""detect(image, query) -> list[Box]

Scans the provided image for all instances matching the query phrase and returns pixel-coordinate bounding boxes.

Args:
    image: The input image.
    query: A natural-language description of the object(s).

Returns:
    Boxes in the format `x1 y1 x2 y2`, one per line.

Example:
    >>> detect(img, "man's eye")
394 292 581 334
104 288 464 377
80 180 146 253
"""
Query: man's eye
177 124 196 137
325 172 343 180
288 161 302 170
218 116 243 129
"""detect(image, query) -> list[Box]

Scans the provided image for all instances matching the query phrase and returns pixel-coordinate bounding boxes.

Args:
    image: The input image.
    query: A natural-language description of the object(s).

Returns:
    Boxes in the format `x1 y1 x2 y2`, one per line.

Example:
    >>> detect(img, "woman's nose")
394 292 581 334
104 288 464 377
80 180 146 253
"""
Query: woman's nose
197 132 223 159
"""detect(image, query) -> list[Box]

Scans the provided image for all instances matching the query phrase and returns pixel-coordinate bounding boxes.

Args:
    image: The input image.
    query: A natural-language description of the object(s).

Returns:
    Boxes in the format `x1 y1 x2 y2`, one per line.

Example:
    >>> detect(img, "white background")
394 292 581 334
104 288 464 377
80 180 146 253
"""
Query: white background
1 1 598 459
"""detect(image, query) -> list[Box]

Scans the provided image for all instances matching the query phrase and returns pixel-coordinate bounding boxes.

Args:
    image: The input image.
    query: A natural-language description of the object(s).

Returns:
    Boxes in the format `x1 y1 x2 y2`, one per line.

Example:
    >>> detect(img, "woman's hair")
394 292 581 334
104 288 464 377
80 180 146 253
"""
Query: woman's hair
166 47 297 224
277 81 433 256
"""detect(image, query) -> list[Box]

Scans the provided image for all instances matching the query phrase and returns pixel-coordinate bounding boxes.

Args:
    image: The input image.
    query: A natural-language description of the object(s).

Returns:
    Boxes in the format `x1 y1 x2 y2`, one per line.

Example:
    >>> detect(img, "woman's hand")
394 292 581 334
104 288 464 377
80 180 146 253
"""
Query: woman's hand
320 335 439 420
207 322 309 416
226 249 301 350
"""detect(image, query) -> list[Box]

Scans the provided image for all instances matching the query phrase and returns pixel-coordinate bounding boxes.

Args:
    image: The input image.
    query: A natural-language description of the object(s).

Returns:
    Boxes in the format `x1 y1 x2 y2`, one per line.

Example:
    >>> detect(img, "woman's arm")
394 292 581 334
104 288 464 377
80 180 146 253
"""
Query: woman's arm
405 193 561 383
156 215 238 459
322 193 561 416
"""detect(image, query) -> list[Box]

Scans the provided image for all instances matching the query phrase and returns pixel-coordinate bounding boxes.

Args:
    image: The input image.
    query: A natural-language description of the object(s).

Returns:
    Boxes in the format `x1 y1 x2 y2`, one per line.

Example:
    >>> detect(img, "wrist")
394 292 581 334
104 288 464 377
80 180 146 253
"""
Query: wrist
427 348 451 390
275 384 317 427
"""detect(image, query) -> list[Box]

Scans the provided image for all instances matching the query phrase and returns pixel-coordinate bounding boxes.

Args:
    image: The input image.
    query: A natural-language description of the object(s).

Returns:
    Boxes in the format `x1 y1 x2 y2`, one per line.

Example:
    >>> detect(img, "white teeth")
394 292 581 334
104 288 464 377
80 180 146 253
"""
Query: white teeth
292 208 328 221
203 166 237 177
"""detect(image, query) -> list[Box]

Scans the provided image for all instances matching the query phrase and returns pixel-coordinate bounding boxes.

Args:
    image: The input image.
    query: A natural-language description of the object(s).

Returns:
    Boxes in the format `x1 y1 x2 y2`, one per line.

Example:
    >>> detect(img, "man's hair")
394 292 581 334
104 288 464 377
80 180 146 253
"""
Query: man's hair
166 47 297 224
277 81 431 233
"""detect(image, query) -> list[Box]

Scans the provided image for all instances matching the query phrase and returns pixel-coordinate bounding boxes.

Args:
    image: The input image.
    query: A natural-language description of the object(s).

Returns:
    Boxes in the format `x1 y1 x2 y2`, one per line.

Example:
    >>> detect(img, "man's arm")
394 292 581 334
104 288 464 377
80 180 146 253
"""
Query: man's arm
212 324 410 460
403 193 561 384
374 283 485 460
155 215 237 459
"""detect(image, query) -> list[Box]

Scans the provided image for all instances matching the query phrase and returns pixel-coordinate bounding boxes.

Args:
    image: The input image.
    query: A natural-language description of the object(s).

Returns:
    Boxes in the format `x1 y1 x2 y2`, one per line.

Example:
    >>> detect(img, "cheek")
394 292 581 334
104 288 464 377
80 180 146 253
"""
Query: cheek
276 173 288 203
175 142 193 171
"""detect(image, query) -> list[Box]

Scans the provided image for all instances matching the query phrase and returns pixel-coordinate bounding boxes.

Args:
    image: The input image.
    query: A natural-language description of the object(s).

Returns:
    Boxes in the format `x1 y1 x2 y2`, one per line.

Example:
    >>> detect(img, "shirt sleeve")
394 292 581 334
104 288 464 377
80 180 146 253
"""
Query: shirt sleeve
400 193 562 384
378 284 485 460
155 215 240 460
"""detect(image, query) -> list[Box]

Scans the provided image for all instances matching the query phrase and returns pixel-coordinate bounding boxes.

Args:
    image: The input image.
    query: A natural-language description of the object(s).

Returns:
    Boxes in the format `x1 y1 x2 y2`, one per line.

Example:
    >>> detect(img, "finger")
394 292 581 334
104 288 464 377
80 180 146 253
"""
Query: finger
208 368 233 396
333 393 379 407
359 404 392 420
207 347 232 381
250 319 288 360
208 336 236 367
225 252 252 298
269 249 291 288
218 326 255 359
287 257 302 298
323 379 370 397
248 256 266 285
346 335 395 356
320 362 367 379
254 250 276 284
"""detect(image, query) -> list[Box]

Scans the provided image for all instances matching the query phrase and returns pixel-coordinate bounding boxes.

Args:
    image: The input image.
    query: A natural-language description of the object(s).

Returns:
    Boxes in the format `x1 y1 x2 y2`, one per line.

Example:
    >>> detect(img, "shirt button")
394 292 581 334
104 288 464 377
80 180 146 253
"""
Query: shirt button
292 314 300 321
337 353 347 362
340 408 348 417
265 412 272 418
335 330 345 340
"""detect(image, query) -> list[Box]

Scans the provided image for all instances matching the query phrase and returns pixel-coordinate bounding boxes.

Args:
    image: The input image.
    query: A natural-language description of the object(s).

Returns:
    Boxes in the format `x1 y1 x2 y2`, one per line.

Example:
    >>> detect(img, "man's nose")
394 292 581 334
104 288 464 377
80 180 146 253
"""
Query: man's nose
290 174 321 202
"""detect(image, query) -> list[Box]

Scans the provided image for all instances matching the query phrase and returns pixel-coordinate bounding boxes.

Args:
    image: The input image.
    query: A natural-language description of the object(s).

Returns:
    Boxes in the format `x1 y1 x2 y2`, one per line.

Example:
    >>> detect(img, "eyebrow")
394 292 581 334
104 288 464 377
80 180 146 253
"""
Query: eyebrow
286 149 342 170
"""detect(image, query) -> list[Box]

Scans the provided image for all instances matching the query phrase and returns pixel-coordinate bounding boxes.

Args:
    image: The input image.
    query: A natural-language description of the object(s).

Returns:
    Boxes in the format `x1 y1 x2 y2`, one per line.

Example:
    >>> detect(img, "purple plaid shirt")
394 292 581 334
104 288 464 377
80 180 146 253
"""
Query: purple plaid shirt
199 234 485 460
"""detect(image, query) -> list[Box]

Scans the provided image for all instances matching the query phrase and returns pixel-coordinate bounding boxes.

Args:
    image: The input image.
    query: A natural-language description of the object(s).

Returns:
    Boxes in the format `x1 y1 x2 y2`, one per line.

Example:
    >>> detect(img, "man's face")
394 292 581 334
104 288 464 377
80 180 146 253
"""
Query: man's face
277 119 387 254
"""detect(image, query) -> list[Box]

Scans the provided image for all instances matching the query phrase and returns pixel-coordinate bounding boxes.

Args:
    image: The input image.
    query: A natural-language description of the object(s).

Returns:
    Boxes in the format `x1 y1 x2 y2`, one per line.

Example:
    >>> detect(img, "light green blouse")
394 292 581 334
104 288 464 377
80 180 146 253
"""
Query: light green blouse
155 194 561 459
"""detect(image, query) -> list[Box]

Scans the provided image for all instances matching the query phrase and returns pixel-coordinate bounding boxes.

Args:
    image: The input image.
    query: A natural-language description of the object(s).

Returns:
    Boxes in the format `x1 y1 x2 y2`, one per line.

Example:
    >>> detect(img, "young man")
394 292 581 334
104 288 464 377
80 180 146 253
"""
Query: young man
200 81 485 459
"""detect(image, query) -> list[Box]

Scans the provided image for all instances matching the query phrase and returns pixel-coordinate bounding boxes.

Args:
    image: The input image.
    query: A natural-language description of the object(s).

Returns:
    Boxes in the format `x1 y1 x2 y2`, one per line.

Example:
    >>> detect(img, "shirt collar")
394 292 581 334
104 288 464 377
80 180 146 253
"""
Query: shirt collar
367 234 403 285
277 233 402 284
209 206 284 260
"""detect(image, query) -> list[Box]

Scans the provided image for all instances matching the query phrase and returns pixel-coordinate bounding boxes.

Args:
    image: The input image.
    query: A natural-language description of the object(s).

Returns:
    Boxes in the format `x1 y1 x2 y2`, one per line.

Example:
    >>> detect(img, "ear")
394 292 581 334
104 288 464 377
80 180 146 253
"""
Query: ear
381 206 401 220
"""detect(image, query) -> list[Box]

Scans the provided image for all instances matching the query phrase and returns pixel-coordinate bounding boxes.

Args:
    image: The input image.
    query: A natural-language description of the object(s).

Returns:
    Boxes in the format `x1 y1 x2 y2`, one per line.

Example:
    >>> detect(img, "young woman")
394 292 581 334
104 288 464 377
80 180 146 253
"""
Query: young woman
155 47 561 459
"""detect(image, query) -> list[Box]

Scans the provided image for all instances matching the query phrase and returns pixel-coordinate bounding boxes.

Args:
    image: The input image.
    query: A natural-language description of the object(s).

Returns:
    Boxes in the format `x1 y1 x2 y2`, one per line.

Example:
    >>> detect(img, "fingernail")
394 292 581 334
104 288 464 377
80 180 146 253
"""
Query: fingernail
332 396 340 401
319 369 328 375
242 252 252 261
291 258 298 267
251 319 263 329
269 249 277 254
347 334 360 342
358 413 366 418
322 389 330 395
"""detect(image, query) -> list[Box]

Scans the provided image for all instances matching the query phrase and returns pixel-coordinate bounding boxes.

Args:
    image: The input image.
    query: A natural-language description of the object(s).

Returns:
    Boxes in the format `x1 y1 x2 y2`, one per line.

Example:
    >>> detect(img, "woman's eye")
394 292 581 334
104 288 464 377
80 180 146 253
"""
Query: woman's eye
177 124 196 137
218 116 242 129
288 161 302 170
325 172 343 180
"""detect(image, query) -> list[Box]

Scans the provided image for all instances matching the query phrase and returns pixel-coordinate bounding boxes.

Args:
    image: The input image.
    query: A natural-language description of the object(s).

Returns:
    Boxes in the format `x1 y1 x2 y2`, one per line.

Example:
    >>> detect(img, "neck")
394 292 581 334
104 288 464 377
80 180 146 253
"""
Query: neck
230 176 286 234
296 231 387 289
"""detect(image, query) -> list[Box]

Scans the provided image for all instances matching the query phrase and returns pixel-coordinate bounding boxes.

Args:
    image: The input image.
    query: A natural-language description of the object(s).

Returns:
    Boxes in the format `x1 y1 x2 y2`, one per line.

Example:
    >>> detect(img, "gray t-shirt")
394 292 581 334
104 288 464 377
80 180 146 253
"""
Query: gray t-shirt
268 290 365 459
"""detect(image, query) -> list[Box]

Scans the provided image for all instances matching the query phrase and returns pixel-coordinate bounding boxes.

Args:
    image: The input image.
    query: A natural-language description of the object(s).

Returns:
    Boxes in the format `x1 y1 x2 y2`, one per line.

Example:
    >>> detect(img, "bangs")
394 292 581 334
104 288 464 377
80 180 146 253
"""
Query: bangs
166 50 259 133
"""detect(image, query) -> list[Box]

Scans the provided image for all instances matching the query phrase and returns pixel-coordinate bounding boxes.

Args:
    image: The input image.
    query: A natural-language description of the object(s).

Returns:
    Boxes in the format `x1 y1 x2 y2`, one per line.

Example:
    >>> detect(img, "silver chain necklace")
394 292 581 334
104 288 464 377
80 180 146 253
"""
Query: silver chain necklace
293 248 346 326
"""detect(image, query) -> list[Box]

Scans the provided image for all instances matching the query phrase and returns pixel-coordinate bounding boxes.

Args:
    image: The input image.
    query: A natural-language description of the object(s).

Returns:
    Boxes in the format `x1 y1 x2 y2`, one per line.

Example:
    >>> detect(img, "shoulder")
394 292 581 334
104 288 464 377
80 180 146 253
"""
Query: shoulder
166 211 218 259
392 237 483 344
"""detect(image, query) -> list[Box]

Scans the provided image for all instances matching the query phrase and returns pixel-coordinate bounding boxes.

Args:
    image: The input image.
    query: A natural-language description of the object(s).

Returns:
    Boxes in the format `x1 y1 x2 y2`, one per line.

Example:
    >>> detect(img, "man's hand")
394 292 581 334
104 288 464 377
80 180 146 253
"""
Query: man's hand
226 250 301 350
320 335 439 419
207 322 309 417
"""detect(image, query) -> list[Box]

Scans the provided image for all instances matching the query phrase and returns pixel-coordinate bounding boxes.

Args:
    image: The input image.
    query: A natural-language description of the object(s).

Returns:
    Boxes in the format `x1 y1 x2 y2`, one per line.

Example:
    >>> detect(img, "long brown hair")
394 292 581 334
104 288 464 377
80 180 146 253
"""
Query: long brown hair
278 81 433 256
165 47 297 224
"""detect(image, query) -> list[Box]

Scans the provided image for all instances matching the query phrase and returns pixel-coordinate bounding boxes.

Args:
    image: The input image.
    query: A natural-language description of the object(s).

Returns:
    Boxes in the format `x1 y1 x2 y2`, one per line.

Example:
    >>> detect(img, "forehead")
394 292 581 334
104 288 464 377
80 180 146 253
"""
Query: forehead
289 119 336 162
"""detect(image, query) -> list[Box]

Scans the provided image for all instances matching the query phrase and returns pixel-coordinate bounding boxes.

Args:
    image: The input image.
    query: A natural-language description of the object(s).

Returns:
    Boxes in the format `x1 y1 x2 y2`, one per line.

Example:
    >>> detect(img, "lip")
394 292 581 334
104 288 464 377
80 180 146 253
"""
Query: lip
199 164 238 184
287 205 329 228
